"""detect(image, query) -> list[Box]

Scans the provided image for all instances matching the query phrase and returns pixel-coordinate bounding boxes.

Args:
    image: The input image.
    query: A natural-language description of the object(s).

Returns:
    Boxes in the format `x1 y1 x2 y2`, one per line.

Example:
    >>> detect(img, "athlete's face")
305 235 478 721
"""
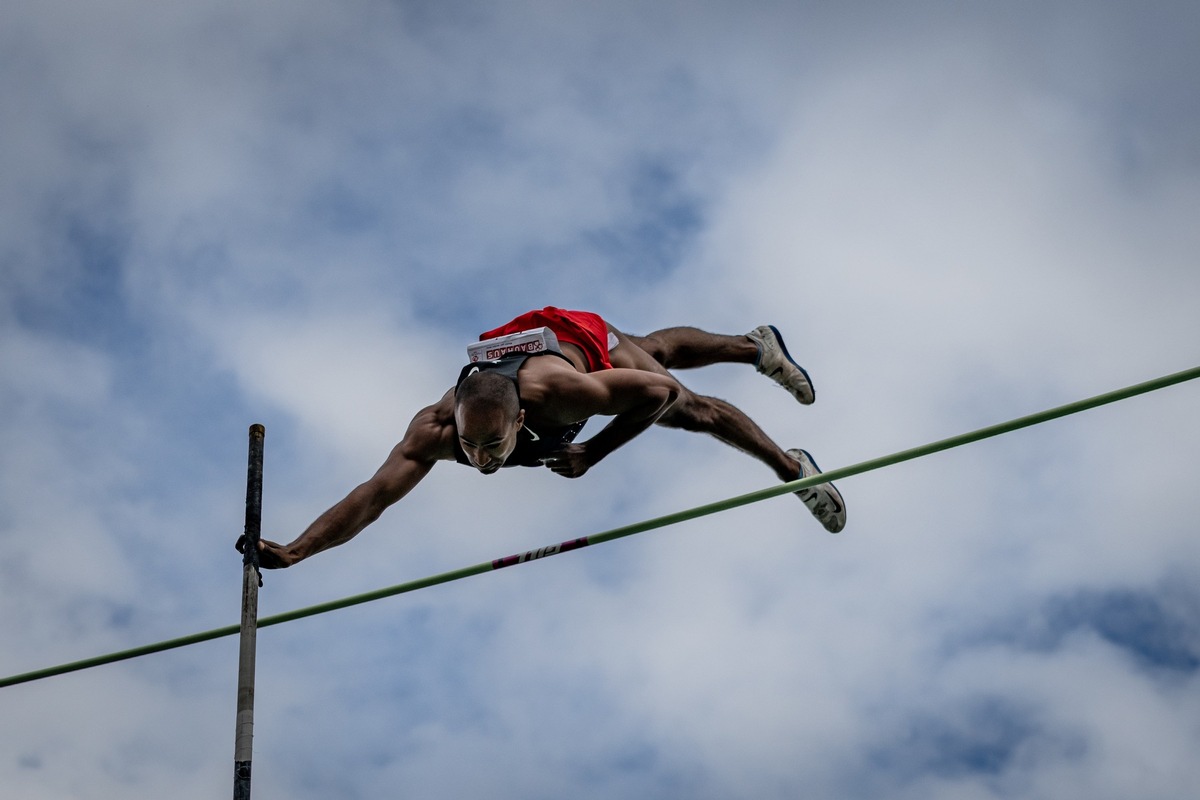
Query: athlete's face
456 403 525 474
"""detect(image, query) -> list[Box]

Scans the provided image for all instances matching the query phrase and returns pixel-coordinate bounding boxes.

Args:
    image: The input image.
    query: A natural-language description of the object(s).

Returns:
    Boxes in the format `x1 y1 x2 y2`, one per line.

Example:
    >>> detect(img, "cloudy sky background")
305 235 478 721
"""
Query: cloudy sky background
2 1 1199 797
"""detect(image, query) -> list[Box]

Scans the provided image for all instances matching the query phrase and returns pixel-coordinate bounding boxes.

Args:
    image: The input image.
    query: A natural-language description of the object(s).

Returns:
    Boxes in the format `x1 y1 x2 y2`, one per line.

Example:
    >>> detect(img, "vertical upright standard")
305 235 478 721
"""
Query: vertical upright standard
234 424 265 800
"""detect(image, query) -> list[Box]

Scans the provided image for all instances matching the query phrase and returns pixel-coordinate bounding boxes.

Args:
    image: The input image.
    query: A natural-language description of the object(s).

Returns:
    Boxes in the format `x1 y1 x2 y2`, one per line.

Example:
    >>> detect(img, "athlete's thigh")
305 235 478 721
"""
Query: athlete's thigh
607 325 699 417
606 325 671 375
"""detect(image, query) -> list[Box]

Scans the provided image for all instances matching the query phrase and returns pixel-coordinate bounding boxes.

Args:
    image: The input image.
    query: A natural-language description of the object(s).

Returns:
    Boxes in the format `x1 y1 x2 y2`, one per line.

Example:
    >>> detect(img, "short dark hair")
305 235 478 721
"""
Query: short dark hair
455 371 519 418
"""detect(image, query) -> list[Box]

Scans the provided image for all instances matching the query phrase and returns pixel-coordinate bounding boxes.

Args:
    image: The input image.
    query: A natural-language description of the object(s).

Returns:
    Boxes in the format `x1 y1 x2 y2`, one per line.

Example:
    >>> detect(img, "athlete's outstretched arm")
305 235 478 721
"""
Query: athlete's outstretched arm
240 394 455 568
540 369 680 478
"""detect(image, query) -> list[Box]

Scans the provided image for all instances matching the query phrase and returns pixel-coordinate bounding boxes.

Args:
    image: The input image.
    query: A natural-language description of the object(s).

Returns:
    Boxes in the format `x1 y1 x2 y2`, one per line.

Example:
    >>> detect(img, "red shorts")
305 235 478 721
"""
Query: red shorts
480 307 613 372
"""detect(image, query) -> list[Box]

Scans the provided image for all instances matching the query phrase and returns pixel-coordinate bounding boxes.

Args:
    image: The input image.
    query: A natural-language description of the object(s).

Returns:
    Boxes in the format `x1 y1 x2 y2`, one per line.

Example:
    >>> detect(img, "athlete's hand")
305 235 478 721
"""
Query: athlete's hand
235 535 298 569
541 443 592 478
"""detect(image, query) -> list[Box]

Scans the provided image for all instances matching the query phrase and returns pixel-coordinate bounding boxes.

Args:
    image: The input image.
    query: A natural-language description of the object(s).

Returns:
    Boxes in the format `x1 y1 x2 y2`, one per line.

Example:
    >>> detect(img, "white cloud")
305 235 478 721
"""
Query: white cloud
2 2 1199 799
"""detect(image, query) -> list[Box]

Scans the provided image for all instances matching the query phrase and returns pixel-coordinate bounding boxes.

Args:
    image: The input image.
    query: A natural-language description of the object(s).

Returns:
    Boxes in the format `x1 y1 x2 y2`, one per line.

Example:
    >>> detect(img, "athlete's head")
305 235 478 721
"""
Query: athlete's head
454 372 525 474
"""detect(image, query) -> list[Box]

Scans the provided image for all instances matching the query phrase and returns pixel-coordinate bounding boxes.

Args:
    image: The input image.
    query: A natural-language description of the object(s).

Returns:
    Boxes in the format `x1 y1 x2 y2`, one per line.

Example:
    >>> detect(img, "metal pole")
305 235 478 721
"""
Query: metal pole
234 424 265 800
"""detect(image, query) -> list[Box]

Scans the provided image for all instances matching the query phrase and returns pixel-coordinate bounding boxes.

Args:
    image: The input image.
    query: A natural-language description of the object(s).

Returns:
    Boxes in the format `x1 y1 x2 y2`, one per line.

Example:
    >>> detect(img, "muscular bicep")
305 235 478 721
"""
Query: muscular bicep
368 398 456 503
549 369 680 420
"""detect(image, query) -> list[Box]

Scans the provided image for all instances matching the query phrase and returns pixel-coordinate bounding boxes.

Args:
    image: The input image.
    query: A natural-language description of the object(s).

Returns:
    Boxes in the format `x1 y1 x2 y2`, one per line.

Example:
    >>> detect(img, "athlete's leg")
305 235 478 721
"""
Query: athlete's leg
625 323 815 405
661 392 846 532
608 328 798 480
625 327 757 370
609 323 843 530
662 393 804 481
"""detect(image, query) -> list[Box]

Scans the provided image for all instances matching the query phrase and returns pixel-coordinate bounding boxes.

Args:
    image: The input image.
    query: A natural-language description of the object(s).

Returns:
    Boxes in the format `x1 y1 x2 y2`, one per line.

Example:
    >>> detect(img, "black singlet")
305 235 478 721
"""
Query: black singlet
453 353 587 468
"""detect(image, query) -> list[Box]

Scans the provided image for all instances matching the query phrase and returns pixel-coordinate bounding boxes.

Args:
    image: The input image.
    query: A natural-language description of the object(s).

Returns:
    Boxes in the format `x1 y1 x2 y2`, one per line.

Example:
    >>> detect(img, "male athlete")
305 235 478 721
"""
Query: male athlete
241 307 846 568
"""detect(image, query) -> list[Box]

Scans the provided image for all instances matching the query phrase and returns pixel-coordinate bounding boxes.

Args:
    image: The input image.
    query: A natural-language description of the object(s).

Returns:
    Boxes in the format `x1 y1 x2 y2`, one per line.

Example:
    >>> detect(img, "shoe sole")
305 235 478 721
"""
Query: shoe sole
762 325 815 404
792 448 845 533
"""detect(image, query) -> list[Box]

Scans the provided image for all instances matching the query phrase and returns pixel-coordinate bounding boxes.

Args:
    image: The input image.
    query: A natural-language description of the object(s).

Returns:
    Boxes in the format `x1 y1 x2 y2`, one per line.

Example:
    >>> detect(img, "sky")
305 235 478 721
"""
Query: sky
2 1 1199 798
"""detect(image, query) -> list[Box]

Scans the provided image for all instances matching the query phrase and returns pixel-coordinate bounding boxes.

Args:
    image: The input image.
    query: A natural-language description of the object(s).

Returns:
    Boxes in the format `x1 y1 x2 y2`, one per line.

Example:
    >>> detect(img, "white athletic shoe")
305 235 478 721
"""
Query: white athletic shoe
746 325 815 405
788 448 846 534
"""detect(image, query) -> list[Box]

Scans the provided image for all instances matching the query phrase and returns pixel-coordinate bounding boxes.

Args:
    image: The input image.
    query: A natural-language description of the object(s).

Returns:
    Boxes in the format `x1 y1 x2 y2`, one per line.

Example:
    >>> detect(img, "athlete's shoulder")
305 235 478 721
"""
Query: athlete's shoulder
403 389 459 462
515 354 586 398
